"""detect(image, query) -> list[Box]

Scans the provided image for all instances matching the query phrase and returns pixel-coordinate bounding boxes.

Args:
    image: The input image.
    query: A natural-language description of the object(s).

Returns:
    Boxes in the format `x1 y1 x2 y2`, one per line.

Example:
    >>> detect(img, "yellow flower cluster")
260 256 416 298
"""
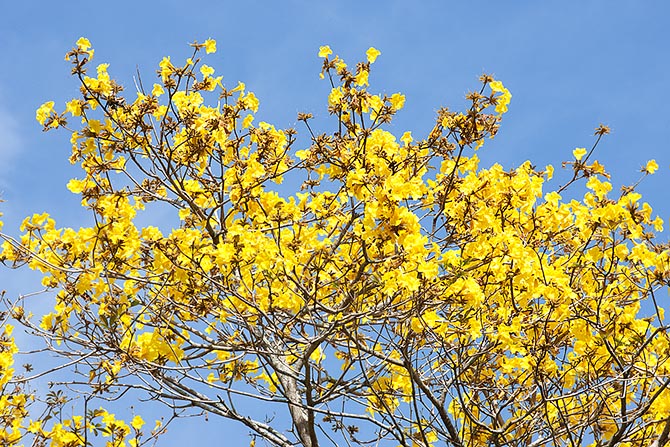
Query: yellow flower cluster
1 38 669 447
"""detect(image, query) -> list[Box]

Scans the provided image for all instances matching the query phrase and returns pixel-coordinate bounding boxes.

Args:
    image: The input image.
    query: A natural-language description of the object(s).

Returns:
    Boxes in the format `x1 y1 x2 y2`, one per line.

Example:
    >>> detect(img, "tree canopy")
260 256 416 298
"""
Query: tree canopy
2 38 670 447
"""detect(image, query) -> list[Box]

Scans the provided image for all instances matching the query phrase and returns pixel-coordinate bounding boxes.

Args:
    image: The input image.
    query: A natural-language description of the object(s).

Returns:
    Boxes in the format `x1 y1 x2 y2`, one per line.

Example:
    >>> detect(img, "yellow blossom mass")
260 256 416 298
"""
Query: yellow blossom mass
5 39 670 447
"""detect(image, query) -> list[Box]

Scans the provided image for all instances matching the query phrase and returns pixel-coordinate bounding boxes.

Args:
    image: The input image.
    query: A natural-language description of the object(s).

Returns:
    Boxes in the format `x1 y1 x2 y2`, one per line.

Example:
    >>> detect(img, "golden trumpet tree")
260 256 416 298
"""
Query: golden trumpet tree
2 37 670 447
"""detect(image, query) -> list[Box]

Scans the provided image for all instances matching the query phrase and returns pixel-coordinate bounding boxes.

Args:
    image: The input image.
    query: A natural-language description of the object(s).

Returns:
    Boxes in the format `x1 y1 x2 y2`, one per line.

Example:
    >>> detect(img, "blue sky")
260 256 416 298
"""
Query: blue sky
1 0 669 444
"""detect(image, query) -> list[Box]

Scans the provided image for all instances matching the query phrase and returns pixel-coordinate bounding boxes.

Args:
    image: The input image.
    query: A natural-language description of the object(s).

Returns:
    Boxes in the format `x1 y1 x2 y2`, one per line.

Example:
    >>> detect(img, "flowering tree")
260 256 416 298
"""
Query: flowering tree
1 38 670 447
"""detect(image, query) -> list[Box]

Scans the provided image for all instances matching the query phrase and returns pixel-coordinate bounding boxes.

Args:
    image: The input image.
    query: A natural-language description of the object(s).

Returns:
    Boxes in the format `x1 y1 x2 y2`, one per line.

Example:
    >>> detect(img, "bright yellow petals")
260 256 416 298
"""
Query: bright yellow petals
545 164 554 180
97 63 110 76
489 80 503 91
410 317 424 333
653 216 664 232
544 191 561 206
328 87 344 106
131 415 145 430
242 114 254 128
151 83 165 96
573 147 587 160
76 37 91 51
400 131 413 146
354 69 369 86
36 101 55 125
65 99 83 116
242 92 259 112
334 58 347 71
644 159 659 174
159 56 175 82
204 38 217 54
586 176 612 199
366 47 381 63
390 93 405 110
368 95 384 115
73 37 95 59
231 81 246 93
318 45 332 58
11 38 670 447
200 64 215 77
67 178 92 194
489 79 512 114
27 420 42 434
309 346 326 364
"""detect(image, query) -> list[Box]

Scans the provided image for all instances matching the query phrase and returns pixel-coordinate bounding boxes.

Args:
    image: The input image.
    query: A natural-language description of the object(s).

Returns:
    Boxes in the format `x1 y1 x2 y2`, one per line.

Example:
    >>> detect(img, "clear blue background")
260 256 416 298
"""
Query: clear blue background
1 1 669 445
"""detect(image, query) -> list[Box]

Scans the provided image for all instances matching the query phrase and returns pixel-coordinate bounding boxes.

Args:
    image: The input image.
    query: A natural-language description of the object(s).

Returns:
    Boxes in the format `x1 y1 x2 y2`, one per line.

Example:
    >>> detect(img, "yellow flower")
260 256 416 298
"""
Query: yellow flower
67 178 89 194
653 216 664 232
489 79 512 114
410 317 424 333
204 38 217 54
644 159 658 174
545 191 561 206
36 101 55 125
400 131 413 146
545 164 554 180
200 64 215 77
243 92 260 112
309 346 326 364
586 176 612 199
242 114 254 129
573 147 587 161
65 99 82 116
22 39 670 447
151 84 165 97
76 37 91 51
335 58 347 71
318 45 332 58
328 88 344 106
390 93 405 110
231 81 246 93
489 80 504 92
366 47 381 63
354 69 369 87
101 411 116 426
131 415 145 430
159 56 175 82
27 420 42 434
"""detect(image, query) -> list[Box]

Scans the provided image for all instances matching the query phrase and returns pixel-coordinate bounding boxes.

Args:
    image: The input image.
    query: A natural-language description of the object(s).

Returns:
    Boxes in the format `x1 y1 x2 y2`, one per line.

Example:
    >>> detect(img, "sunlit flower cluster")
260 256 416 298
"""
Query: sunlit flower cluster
1 37 669 447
